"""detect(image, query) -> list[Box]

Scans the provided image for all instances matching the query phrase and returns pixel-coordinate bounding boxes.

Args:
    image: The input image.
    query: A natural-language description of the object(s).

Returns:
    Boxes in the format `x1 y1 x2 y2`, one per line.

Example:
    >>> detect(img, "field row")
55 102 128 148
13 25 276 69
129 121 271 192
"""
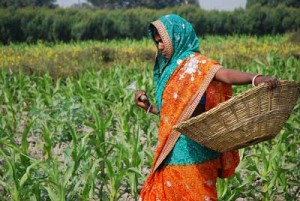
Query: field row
0 35 299 200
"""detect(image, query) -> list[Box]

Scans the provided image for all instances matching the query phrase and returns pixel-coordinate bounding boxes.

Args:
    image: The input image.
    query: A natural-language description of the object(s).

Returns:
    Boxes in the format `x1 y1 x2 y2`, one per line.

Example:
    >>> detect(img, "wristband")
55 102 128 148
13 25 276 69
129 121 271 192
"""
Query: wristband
146 104 152 114
252 74 262 87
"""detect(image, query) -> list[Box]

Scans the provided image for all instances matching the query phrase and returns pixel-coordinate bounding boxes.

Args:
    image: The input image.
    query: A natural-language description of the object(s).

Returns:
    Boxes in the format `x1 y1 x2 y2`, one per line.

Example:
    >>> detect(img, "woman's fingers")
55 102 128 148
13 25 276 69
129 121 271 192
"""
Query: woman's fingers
268 78 279 89
257 77 279 89
135 90 145 103
139 94 148 102
134 90 150 109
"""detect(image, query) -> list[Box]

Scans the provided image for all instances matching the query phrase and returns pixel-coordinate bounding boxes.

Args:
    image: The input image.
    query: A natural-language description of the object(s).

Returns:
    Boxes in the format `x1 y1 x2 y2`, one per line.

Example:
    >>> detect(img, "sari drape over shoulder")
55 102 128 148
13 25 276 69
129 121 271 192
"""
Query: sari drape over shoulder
140 14 239 201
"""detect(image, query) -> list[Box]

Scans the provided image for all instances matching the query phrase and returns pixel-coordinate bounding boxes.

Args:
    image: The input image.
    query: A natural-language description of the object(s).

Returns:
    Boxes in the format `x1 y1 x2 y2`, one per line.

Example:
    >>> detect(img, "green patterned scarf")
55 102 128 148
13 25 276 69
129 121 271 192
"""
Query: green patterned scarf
148 14 200 113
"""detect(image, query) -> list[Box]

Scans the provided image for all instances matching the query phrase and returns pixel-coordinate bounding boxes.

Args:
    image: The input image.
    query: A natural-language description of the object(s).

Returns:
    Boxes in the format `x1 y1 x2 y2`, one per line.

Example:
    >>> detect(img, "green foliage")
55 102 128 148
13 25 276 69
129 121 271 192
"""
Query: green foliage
0 60 156 200
86 0 198 9
0 5 299 44
246 0 300 8
0 36 299 200
0 0 56 8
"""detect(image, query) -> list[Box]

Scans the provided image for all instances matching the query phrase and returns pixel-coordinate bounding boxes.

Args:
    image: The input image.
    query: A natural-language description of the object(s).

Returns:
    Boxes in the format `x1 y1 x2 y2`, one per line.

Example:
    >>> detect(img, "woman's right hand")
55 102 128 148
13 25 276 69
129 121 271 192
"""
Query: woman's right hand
254 76 279 89
135 90 151 111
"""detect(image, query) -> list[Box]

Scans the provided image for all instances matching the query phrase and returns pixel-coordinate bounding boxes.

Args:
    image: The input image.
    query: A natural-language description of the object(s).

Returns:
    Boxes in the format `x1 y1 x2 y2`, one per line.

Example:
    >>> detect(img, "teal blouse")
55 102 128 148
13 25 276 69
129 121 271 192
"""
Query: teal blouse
163 134 220 165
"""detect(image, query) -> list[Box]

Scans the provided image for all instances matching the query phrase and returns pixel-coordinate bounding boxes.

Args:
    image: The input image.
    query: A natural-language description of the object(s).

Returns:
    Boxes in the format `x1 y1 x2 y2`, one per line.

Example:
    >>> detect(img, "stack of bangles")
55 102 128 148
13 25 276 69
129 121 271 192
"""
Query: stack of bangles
146 104 152 114
252 74 262 87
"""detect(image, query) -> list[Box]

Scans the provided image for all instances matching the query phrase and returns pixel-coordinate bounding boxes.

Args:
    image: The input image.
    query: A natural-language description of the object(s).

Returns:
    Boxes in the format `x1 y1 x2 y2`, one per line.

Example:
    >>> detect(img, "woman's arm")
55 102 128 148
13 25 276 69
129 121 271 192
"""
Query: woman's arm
135 90 159 115
214 68 279 88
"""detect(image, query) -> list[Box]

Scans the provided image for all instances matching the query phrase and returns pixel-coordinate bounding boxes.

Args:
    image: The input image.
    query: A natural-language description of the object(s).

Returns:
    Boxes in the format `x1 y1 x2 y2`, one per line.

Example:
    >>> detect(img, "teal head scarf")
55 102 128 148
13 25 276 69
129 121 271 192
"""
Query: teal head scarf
148 14 200 113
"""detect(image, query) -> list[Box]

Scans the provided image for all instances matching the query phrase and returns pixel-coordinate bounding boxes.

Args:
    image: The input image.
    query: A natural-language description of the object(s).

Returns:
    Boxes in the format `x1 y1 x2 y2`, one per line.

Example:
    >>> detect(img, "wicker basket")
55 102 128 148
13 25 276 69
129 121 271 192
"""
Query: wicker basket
174 80 300 152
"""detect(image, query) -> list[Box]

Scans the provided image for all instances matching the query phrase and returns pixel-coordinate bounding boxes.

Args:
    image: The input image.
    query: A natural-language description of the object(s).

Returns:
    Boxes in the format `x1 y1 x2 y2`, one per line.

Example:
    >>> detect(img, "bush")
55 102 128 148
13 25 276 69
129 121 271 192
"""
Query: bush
0 5 299 44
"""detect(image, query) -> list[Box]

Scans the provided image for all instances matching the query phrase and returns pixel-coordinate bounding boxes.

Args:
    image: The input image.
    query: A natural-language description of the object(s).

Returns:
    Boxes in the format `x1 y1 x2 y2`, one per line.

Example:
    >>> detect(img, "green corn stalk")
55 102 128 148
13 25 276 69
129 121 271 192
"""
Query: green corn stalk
81 160 98 200
0 141 42 201
42 123 53 159
0 37 299 200
84 107 113 199
40 158 69 201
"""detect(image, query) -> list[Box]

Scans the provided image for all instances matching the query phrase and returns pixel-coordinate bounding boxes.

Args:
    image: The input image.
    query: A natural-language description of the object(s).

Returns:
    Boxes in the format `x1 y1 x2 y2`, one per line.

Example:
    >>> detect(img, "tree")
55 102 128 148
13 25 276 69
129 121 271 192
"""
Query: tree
246 0 299 8
35 0 56 7
0 0 57 8
86 0 199 9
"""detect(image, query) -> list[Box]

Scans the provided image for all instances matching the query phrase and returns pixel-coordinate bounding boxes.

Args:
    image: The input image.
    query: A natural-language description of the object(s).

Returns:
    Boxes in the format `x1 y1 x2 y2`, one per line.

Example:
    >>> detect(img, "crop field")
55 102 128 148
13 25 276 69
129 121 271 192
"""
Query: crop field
0 34 299 200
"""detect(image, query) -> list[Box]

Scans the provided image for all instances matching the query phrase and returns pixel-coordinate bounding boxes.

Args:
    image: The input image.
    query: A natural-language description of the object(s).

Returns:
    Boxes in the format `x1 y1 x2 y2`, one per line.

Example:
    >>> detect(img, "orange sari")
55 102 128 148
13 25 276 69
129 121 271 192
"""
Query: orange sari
140 54 240 201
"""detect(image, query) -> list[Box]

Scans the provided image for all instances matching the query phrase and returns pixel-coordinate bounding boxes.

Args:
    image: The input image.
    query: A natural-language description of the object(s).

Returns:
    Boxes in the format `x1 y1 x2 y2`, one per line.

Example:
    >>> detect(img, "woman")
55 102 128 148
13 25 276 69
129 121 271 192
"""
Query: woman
135 14 278 201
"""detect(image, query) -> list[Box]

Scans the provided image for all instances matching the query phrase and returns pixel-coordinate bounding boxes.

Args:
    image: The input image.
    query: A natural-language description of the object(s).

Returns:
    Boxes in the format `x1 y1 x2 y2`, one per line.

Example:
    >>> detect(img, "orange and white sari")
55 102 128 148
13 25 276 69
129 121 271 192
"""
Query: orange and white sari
140 14 239 201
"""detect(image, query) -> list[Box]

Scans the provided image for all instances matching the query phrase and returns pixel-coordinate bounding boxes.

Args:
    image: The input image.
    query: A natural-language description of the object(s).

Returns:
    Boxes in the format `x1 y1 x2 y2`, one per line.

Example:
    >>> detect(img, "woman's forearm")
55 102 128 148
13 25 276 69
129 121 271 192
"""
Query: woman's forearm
214 68 279 88
214 68 255 85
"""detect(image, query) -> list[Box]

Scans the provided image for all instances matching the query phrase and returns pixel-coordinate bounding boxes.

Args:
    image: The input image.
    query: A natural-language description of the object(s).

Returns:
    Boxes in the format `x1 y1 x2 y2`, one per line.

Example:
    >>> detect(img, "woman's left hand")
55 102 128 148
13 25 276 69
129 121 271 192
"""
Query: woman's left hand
254 76 280 89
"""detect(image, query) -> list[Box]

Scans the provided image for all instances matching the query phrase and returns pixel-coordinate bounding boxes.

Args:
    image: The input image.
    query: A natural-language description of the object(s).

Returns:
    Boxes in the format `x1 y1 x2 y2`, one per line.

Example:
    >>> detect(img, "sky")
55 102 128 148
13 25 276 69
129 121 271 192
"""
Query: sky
199 0 247 11
56 0 247 11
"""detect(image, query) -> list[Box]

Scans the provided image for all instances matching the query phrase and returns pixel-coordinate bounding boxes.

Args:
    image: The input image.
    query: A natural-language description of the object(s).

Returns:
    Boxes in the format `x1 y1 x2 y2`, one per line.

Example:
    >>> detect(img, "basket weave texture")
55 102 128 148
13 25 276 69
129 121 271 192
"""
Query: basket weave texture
174 80 300 152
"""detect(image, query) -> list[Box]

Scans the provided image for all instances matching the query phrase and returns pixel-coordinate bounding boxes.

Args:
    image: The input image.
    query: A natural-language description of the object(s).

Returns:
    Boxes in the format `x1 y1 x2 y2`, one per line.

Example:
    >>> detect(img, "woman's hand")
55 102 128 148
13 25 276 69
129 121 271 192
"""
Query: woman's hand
254 76 280 89
135 90 151 111
134 90 159 115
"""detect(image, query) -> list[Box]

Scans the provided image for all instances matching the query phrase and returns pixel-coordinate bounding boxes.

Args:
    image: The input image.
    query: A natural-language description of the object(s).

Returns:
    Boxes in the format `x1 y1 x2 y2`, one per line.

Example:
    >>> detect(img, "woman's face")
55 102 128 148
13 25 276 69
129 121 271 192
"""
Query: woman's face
153 29 170 59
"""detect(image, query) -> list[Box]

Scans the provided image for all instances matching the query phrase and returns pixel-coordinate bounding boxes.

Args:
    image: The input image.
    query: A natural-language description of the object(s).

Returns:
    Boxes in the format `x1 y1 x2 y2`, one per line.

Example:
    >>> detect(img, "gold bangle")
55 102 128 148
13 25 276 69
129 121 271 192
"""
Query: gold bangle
252 74 262 87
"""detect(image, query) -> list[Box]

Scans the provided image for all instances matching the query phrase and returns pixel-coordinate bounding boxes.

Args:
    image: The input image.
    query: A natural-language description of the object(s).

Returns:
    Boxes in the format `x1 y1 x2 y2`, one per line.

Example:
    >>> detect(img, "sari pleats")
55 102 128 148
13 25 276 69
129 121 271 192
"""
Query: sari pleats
140 54 240 201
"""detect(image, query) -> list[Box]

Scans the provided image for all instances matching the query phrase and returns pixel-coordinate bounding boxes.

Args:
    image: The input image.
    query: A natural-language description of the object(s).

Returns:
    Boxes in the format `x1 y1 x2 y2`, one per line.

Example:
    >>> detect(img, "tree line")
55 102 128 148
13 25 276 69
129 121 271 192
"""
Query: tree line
0 5 299 44
0 0 56 8
0 0 198 8
246 0 299 8
1 0 299 9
